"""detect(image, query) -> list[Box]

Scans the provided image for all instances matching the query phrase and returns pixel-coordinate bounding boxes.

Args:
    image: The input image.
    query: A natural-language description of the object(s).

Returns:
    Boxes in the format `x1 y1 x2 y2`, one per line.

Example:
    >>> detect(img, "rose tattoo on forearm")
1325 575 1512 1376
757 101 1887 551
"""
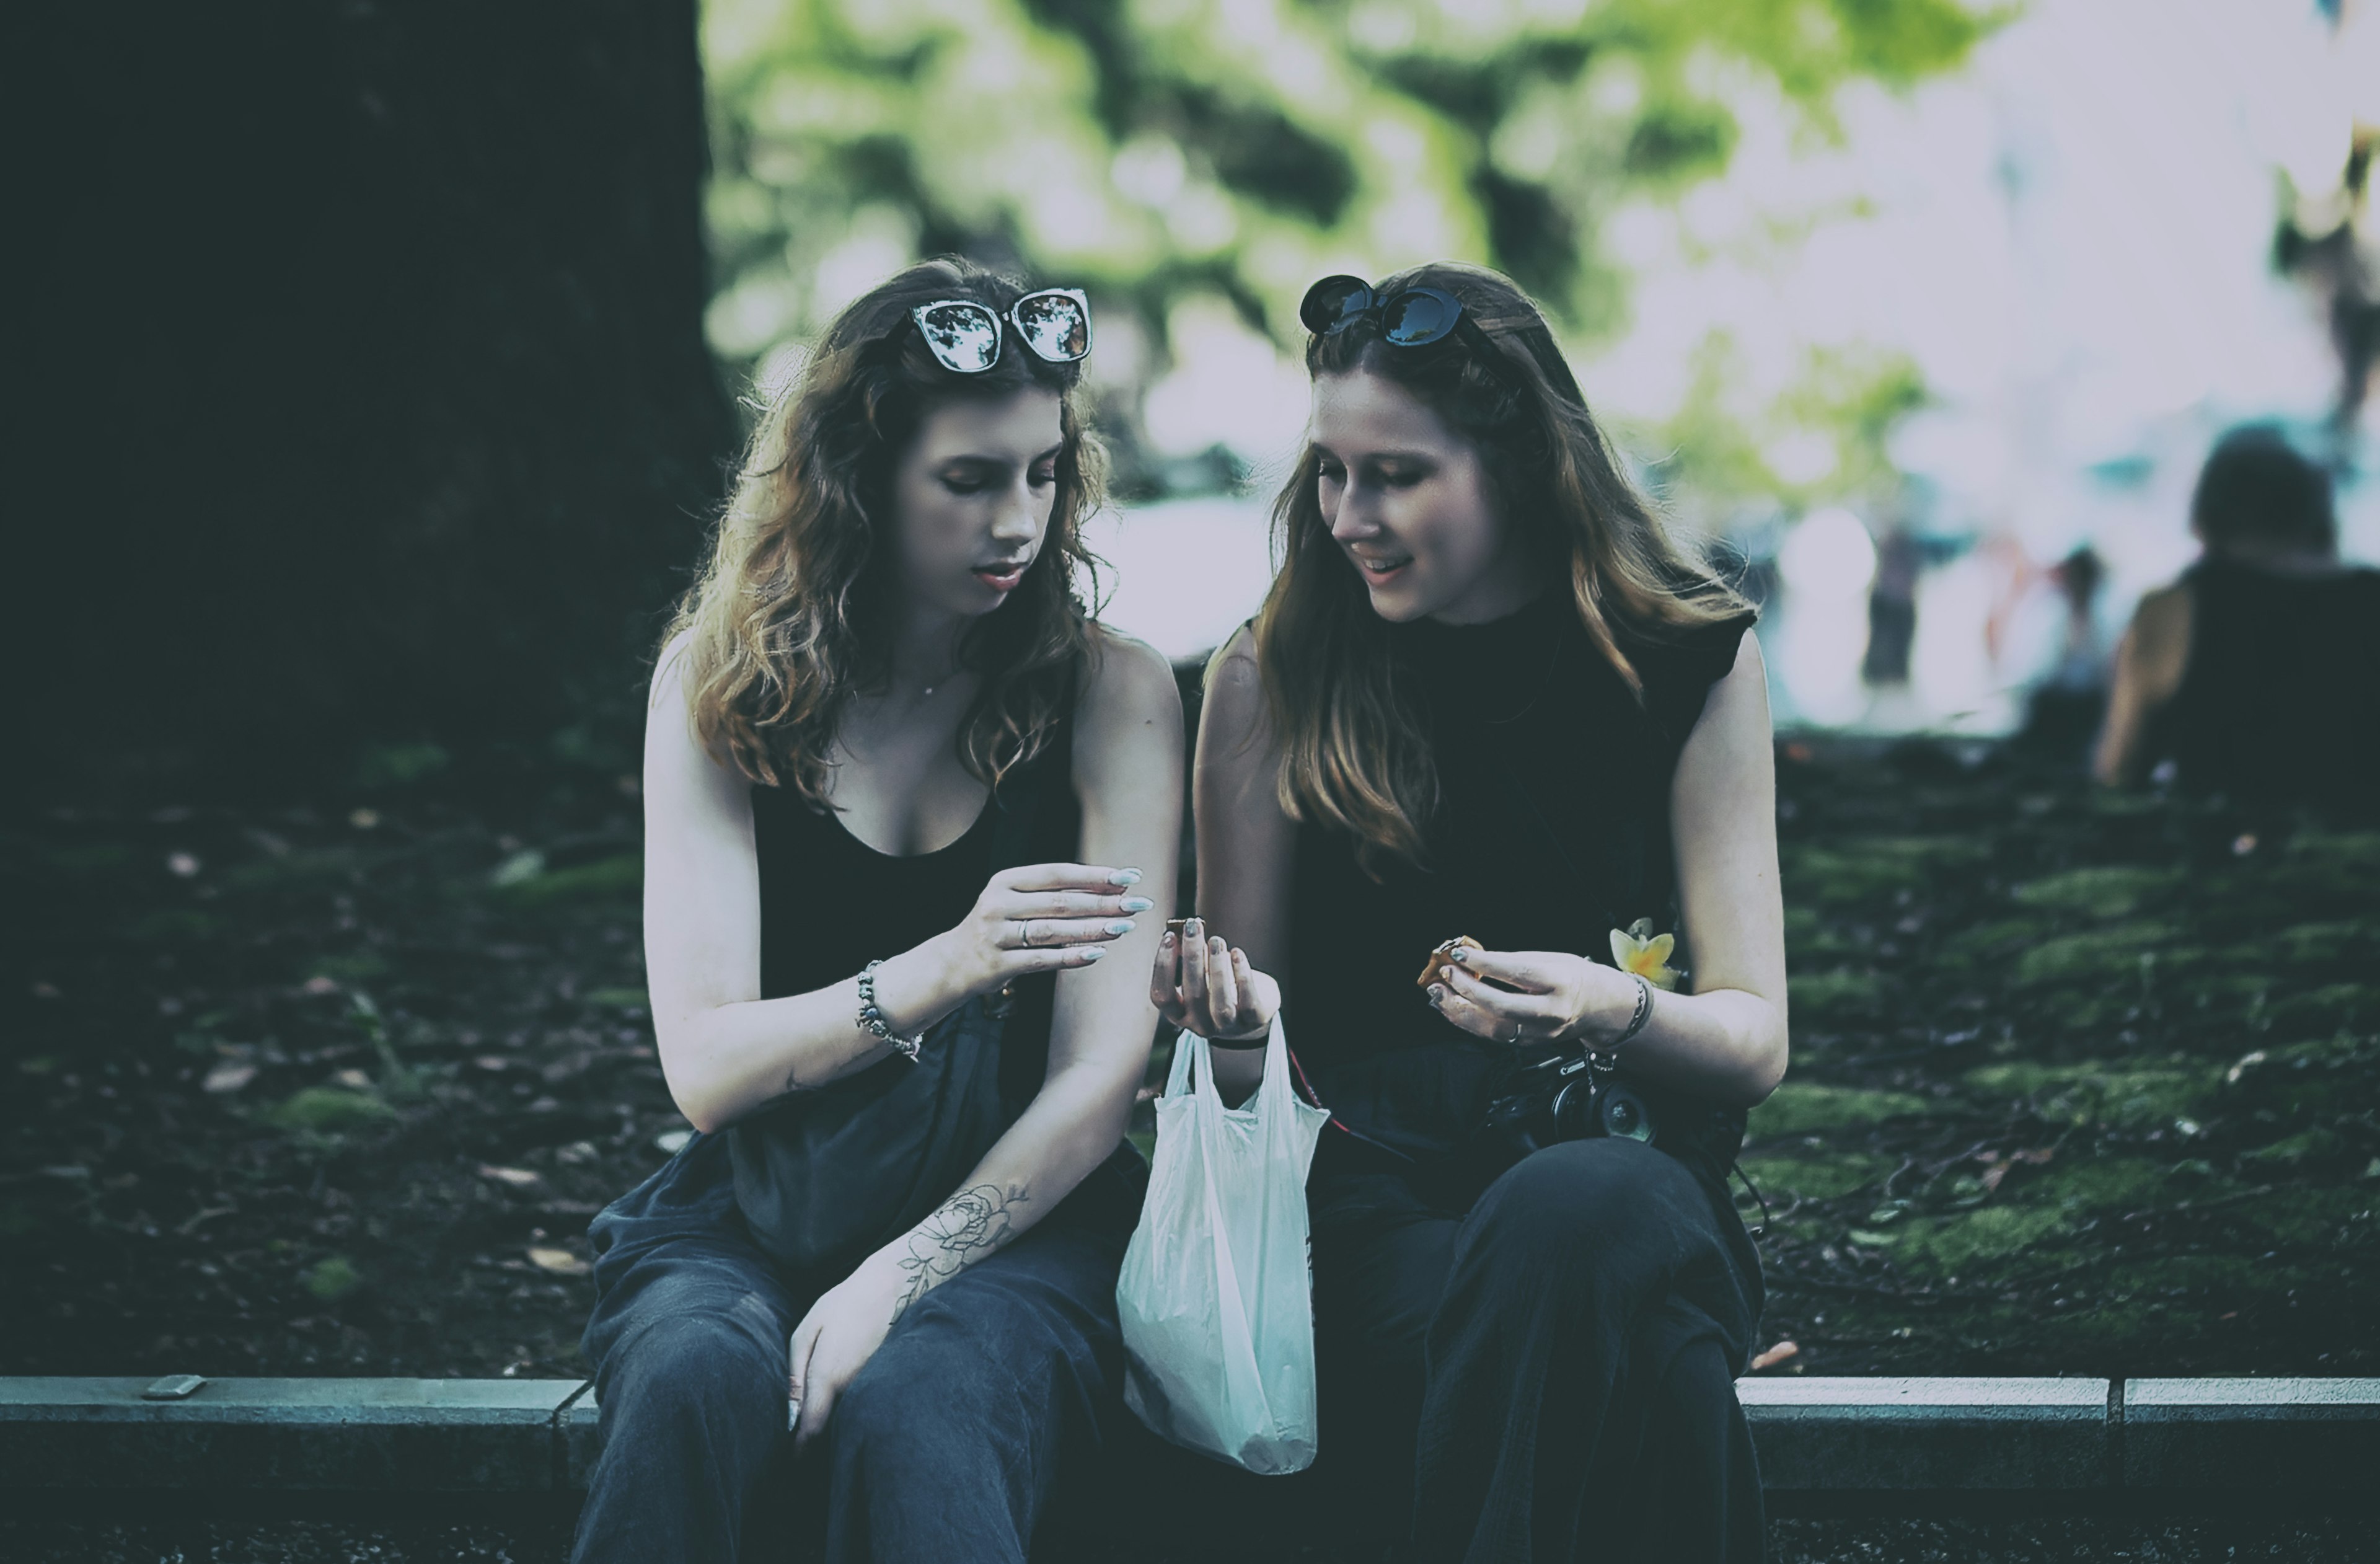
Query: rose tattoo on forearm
892 1182 1031 1314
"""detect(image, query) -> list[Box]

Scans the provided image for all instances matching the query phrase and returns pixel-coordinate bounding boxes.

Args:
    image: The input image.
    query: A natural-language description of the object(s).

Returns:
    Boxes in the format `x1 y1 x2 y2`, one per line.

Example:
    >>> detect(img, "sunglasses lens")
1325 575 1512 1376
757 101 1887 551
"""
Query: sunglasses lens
1379 289 1461 347
915 302 1002 373
1011 291 1090 363
1300 275 1373 335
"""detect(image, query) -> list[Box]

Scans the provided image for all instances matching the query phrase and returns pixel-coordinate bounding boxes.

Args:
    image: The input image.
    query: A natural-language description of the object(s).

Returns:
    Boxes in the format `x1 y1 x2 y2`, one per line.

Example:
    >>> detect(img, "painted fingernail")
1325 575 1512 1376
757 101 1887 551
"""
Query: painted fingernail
1079 947 1106 961
1427 984 1445 1006
787 1398 800 1432
1450 947 1472 963
1121 896 1154 913
1159 930 1175 947
1184 917 1203 935
1106 919 1137 935
1109 868 1142 886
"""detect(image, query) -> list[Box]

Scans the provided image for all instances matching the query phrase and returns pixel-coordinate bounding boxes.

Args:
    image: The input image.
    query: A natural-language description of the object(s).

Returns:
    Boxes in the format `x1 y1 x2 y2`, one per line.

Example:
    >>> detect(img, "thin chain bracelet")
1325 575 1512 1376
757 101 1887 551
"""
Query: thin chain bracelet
1589 973 1654 1075
856 960 923 1063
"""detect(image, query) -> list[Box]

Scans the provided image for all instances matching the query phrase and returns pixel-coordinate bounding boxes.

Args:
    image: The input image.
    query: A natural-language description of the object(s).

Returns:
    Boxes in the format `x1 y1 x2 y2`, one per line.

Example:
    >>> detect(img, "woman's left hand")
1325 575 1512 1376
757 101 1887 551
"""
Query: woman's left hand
1427 945 1634 1047
787 1250 910 1452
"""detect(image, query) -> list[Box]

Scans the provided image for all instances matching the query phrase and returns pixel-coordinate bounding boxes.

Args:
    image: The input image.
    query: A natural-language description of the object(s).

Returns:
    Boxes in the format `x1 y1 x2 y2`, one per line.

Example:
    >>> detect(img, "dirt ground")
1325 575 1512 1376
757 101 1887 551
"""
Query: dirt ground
6 734 2376 1383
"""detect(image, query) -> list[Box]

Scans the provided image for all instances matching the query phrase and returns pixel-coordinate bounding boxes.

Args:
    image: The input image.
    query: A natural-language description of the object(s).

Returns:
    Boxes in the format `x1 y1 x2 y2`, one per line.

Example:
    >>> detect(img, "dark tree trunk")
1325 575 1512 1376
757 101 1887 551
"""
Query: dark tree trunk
3 1 734 802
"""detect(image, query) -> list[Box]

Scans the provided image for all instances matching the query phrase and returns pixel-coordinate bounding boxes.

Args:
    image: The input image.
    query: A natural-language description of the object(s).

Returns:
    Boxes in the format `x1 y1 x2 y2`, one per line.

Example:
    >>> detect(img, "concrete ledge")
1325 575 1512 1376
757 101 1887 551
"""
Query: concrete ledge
0 1378 589 1493
5 1376 2377 1503
2125 1378 2380 1492
1740 1377 2111 1493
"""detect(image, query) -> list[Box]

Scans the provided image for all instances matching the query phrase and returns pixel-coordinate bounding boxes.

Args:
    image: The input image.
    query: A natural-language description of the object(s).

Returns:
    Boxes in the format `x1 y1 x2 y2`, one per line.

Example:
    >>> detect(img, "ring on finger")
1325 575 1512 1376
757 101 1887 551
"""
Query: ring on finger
1016 919 1040 949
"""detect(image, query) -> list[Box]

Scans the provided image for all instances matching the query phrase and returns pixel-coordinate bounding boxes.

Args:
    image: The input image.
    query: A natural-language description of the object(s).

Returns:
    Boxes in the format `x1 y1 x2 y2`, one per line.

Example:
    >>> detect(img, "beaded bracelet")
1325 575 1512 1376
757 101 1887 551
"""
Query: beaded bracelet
856 960 923 1064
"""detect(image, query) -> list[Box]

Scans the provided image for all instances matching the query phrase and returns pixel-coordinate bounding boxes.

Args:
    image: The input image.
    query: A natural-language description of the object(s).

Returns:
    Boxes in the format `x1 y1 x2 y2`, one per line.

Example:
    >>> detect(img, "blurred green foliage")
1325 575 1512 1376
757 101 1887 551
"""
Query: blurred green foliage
702 0 1988 500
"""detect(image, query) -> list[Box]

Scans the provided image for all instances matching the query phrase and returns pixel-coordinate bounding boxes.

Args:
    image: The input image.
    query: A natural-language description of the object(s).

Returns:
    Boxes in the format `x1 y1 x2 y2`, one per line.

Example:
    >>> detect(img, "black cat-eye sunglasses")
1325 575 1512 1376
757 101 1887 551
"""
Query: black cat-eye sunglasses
1298 274 1519 389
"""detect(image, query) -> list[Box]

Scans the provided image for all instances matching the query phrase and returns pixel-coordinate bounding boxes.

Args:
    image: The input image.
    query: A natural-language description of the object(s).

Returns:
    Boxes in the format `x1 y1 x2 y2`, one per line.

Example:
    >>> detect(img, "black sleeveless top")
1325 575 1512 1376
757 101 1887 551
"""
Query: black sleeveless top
2149 556 2380 815
749 709 1084 1111
1286 591 1757 1188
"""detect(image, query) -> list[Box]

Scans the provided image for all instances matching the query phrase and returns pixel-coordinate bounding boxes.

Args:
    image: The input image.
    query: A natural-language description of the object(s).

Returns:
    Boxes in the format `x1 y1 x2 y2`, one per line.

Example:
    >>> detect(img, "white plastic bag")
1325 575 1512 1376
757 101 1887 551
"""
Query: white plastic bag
1116 1015 1331 1474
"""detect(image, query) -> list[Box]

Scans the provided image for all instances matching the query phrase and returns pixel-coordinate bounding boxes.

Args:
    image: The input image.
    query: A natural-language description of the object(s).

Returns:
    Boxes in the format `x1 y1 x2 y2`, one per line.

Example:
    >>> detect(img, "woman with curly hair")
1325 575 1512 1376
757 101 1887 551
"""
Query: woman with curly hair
1155 263 1785 1562
573 258 1181 1563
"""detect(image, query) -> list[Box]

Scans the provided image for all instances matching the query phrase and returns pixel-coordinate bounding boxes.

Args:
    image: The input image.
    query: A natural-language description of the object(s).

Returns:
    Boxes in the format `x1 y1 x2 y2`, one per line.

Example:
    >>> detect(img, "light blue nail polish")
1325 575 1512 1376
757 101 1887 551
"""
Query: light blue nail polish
1120 896 1154 913
1109 868 1142 886
1106 919 1137 935
1427 985 1445 1005
1080 947 1106 961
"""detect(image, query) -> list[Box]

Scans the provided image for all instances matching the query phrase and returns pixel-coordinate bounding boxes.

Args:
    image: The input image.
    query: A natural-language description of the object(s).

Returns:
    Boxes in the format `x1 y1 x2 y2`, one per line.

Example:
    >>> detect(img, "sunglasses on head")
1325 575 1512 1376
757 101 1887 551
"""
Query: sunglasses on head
909 288 1091 374
1298 275 1471 347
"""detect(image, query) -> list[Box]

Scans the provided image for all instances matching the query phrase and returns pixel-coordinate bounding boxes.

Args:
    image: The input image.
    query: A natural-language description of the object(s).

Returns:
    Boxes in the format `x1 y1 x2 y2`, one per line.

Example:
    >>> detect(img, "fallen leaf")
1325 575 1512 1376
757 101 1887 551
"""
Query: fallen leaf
527 1246 589 1276
1748 1341 1800 1372
477 1164 544 1190
201 1063 258 1095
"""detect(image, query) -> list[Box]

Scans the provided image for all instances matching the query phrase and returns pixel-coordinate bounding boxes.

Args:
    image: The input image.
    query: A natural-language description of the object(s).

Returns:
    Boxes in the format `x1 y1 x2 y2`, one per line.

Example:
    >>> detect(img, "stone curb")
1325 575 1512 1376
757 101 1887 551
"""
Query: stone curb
6 1376 2378 1497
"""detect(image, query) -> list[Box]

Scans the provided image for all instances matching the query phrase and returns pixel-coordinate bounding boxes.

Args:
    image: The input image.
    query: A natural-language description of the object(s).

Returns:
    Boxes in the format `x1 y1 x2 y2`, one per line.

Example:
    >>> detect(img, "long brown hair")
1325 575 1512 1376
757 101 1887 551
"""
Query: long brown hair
1254 260 1748 872
671 257 1106 803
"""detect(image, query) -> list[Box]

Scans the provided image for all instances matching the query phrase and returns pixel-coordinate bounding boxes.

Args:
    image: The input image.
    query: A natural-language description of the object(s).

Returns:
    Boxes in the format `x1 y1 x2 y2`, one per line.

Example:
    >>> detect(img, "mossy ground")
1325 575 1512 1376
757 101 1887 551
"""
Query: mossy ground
1743 738 2380 1377
4 736 2375 1382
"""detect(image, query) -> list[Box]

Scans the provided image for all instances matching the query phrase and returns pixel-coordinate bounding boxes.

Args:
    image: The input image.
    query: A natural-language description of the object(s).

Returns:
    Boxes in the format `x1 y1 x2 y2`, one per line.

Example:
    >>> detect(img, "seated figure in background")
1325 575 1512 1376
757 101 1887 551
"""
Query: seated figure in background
2096 426 2380 815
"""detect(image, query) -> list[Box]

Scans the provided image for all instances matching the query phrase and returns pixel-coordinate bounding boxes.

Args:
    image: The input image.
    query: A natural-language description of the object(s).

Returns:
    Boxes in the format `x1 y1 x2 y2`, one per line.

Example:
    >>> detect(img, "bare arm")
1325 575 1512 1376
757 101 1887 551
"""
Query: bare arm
1633 632 1790 1104
641 637 1134 1134
1183 626 1294 1097
2094 583 2192 787
1435 632 1790 1107
790 630 1183 1446
888 630 1184 1289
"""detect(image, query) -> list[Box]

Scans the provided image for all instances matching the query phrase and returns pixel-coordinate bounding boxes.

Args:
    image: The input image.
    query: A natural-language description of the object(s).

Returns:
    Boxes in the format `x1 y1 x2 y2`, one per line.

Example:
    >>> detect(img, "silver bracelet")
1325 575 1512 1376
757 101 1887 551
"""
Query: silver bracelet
857 960 923 1063
1589 973 1654 1073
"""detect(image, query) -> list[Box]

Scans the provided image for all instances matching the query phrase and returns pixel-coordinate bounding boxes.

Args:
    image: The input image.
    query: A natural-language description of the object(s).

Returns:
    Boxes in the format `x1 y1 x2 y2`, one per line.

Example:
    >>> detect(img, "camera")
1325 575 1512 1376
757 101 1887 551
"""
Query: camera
1483 1044 1659 1156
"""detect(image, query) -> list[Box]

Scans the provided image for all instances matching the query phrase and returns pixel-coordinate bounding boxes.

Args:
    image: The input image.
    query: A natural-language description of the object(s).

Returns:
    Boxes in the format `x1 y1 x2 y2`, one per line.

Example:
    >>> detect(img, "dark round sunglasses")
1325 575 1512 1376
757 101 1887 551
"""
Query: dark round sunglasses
910 288 1091 374
1298 275 1469 347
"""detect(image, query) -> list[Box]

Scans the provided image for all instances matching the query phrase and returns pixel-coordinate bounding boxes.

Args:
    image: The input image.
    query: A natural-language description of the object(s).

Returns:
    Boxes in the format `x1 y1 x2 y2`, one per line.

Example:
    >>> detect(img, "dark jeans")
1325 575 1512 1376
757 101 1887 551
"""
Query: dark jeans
1309 1135 1766 1563
570 1130 1143 1564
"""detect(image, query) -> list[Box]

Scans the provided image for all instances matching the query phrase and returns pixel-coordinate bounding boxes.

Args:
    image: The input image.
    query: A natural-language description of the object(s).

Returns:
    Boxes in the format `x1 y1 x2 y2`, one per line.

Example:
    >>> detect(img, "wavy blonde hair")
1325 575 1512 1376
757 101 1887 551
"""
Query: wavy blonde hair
671 257 1105 802
1255 261 1748 873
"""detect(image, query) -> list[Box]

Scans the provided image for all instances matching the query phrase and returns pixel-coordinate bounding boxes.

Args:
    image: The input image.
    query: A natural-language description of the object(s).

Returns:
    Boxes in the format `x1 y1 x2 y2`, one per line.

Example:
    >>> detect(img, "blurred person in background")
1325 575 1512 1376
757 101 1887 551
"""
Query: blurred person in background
574 259 1181 1564
2095 425 2380 814
1157 263 1785 1563
2012 544 2112 762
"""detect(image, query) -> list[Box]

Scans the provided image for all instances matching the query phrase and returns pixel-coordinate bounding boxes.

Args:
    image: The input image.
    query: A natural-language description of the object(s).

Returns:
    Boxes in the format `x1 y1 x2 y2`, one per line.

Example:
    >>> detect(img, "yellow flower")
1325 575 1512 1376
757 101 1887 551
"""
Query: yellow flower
1610 917 1681 991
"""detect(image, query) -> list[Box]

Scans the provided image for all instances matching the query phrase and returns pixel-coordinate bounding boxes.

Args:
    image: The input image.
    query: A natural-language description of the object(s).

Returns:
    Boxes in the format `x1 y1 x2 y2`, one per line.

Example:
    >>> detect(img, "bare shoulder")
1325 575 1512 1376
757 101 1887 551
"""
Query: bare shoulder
1198 622 1267 741
650 629 696 710
1080 623 1183 731
2121 581 2193 699
2130 583 2192 645
1691 627 1773 738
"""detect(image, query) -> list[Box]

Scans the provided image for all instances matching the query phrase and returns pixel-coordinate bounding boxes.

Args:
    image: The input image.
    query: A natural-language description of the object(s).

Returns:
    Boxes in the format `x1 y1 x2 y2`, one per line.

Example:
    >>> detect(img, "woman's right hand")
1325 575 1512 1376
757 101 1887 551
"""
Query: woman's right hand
943 862 1152 997
1152 916 1279 1041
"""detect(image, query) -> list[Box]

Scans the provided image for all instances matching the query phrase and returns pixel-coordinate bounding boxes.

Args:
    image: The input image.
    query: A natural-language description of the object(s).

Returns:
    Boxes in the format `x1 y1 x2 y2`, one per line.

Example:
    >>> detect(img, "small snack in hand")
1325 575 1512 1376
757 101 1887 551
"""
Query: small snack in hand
1416 936 1481 989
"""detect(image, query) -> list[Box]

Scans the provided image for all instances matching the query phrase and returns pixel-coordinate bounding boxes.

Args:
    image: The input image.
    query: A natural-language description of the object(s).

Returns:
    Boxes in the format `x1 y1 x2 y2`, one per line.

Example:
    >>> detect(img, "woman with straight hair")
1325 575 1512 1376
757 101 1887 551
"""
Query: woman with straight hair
574 257 1182 1563
1153 262 1786 1562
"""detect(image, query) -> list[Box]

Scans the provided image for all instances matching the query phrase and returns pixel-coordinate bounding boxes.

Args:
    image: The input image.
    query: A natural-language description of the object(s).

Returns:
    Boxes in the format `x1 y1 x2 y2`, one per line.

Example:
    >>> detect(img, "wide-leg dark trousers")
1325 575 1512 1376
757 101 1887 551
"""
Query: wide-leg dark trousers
1310 1135 1766 1564
569 1130 1140 1564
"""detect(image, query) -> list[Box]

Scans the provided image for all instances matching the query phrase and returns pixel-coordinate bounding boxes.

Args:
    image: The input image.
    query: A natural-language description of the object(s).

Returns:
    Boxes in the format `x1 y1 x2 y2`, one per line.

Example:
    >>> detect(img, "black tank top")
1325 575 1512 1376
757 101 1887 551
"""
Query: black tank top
2151 556 2380 815
749 707 1083 1108
1285 590 1756 1186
